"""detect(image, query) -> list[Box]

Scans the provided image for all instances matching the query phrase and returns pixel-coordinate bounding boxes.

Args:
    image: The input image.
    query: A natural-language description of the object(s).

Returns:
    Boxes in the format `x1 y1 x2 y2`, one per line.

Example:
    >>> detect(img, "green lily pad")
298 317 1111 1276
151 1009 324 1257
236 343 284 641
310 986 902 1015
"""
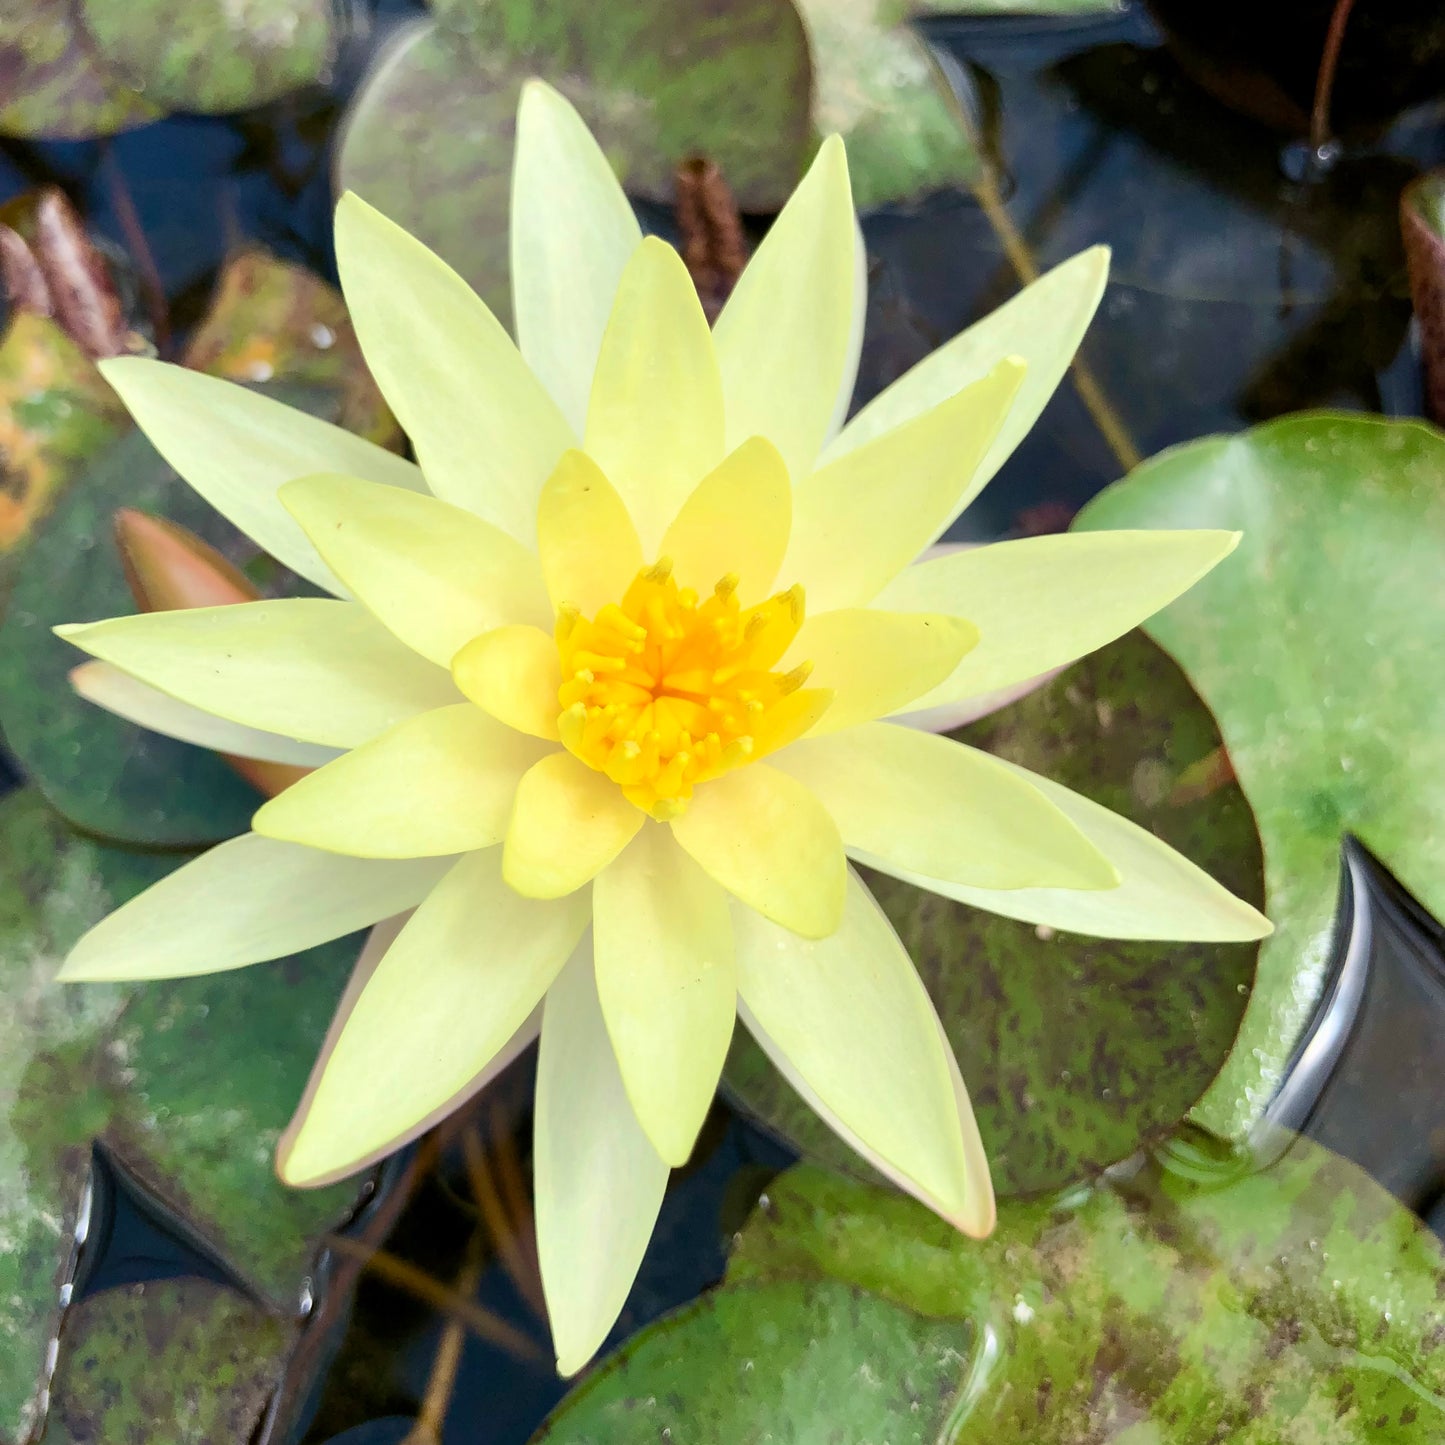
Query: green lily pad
0 384 337 850
0 0 159 140
0 313 130 613
0 787 360 1440
336 0 812 325
1075 414 1445 1142
532 1278 975 1442
794 0 980 210
725 630 1264 1196
79 0 334 114
736 1145 1445 1440
542 1138 1445 1441
43 1280 288 1445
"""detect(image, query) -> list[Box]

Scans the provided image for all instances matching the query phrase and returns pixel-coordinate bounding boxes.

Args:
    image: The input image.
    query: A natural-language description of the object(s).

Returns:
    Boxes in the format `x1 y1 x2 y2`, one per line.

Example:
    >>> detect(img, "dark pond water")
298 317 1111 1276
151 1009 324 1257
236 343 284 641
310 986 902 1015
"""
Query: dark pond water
3 3 1444 1441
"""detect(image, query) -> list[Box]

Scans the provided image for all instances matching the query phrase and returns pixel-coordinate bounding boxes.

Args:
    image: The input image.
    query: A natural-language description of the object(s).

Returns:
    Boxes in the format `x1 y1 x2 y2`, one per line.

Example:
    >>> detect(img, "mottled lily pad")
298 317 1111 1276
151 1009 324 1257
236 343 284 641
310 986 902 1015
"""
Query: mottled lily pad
532 1278 975 1442
336 0 812 324
0 787 360 1441
79 0 334 113
0 385 336 849
1076 414 1445 1142
540 1140 1445 1441
732 1147 1445 1441
43 1280 289 1445
0 0 159 140
182 248 400 449
795 0 980 209
725 630 1265 1196
0 313 129 608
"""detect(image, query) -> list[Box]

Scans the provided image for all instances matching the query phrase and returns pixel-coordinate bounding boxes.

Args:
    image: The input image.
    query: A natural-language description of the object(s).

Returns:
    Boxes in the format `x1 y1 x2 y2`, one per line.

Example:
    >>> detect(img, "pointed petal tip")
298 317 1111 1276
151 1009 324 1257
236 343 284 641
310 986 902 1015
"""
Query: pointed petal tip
94 352 138 384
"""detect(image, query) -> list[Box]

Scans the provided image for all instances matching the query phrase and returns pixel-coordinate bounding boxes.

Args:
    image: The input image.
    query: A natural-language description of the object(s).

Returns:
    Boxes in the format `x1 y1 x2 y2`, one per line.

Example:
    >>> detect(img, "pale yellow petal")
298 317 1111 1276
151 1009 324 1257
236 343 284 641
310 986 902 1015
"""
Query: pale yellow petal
57 600 460 748
96 356 423 595
823 247 1110 493
880 755 1272 941
786 359 1026 611
670 763 844 939
277 917 542 1188
593 825 736 1166
536 450 644 615
504 751 642 898
253 704 551 858
734 869 988 1229
536 937 670 1375
584 237 725 552
789 609 977 735
713 135 858 481
659 436 791 600
451 625 561 741
69 660 338 766
778 724 1118 892
281 473 551 666
334 192 573 540
278 848 588 1185
59 834 450 981
512 79 643 432
874 530 1241 712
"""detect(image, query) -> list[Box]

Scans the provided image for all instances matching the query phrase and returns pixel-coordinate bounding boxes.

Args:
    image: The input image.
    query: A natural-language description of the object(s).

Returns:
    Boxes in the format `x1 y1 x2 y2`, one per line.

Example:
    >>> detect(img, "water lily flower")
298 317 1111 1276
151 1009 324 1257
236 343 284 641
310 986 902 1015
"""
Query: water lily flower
55 81 1270 1373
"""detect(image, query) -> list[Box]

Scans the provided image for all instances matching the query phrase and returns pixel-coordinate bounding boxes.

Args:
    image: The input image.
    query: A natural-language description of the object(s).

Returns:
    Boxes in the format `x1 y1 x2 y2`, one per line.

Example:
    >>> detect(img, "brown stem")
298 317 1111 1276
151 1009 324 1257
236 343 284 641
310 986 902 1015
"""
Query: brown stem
969 164 1142 474
461 1124 546 1321
489 1100 542 1289
402 1231 489 1445
1310 0 1358 154
323 1234 541 1360
99 142 170 356
923 42 1142 477
256 1134 440 1445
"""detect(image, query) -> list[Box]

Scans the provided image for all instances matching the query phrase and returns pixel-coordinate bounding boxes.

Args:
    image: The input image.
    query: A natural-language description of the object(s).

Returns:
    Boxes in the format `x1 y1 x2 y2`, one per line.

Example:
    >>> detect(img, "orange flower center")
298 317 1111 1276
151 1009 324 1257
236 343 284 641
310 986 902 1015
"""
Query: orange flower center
555 560 815 819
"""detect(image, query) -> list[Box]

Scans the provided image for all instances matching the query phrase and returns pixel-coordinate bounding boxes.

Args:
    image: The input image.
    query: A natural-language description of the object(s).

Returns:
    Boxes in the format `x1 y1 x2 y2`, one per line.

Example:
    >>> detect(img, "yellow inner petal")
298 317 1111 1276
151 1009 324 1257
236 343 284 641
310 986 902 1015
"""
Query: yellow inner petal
554 560 821 820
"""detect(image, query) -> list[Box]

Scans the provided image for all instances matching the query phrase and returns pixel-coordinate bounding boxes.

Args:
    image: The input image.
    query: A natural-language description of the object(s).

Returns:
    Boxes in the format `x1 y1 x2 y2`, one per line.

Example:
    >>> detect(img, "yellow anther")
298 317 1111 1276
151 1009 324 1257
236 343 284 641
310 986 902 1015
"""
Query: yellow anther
779 661 813 694
554 558 820 815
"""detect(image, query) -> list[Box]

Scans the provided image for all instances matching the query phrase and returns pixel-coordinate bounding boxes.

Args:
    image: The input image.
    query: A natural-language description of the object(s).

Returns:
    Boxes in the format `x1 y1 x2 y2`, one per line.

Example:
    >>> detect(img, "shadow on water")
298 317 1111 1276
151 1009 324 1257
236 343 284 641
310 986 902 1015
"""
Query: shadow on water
3 3 1444 1441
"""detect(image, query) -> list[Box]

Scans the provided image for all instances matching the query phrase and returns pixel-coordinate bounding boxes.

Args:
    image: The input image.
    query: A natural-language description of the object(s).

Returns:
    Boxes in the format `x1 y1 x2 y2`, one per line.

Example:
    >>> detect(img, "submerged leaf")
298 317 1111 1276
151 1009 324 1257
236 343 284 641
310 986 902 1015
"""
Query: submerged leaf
1077 413 1445 1141
182 249 400 449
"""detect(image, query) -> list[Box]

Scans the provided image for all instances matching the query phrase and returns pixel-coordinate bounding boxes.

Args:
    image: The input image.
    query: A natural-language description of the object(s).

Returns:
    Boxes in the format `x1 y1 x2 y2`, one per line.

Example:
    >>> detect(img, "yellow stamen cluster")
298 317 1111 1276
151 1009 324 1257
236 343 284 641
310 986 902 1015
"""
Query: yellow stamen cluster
556 560 815 818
